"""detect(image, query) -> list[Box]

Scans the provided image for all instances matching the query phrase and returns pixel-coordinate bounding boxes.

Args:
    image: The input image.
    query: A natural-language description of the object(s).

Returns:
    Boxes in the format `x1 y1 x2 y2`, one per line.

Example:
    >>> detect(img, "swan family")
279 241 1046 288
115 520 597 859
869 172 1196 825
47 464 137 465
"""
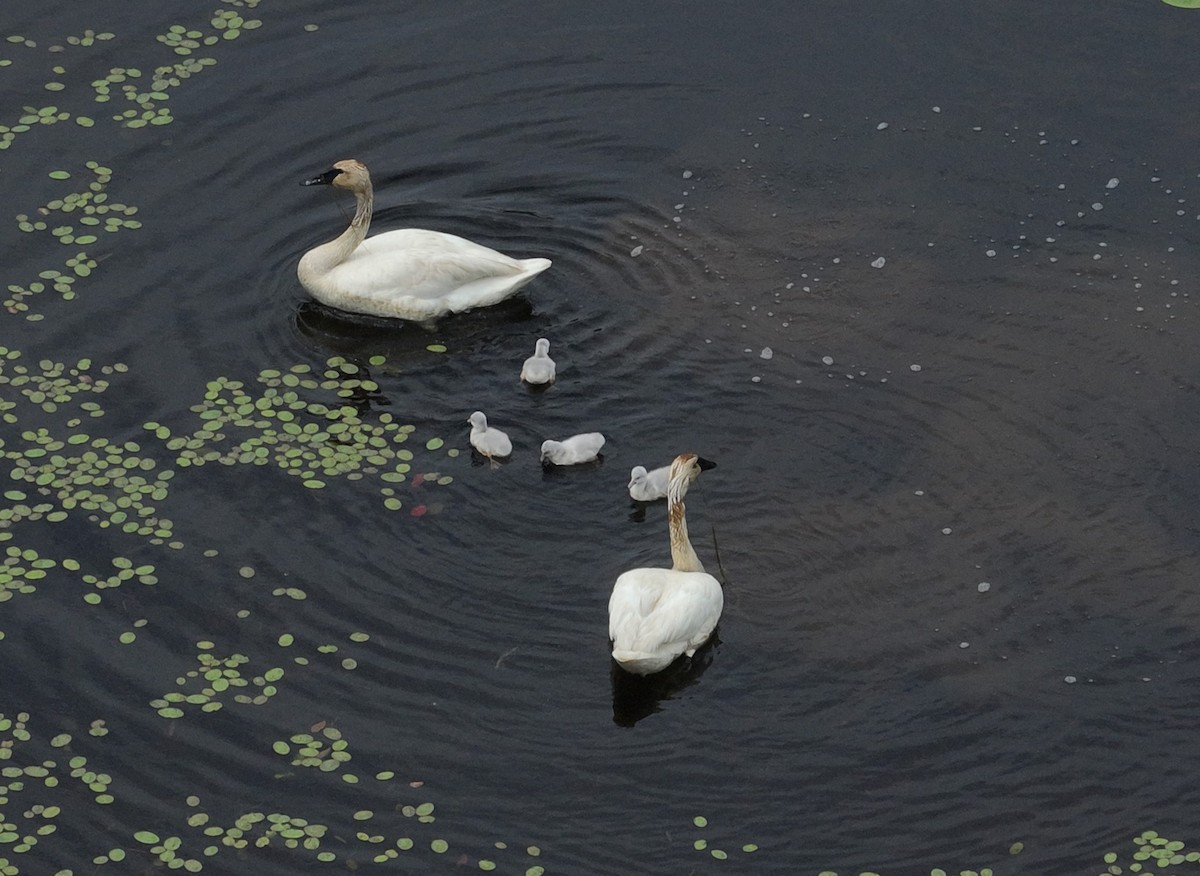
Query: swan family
297 159 723 678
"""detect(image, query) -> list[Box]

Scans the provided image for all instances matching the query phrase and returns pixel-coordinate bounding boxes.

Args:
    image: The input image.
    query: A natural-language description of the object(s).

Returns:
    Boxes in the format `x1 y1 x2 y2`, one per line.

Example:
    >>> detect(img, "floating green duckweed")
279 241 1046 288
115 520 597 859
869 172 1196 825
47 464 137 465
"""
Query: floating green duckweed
276 725 352 773
64 29 116 47
150 645 283 718
0 546 57 602
690 814 758 860
6 165 138 317
77 558 159 604
149 357 455 512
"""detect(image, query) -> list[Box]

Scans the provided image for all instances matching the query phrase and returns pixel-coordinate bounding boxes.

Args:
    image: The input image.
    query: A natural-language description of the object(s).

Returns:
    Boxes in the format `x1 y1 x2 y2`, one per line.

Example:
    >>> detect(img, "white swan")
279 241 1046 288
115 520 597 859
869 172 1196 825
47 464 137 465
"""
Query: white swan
540 432 605 466
608 453 722 675
297 159 552 321
467 411 512 459
627 463 670 502
520 338 556 385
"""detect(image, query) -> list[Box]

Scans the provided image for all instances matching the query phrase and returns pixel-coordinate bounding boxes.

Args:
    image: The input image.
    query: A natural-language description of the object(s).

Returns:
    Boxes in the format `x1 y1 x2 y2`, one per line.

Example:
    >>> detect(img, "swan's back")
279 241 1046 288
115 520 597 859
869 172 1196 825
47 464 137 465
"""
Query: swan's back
608 568 723 674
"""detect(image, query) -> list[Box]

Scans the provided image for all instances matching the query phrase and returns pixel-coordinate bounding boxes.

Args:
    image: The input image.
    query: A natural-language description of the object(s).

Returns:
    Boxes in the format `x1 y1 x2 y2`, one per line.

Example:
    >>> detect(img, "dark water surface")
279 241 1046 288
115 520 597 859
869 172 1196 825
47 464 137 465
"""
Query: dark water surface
3 1 1200 874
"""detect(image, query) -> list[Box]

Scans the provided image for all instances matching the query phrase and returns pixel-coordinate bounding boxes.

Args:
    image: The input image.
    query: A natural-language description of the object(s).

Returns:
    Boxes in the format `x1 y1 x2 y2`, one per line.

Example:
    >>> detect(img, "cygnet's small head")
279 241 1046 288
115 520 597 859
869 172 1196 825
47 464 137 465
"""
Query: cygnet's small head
468 411 487 429
628 465 648 489
535 338 551 356
302 159 370 193
540 439 559 460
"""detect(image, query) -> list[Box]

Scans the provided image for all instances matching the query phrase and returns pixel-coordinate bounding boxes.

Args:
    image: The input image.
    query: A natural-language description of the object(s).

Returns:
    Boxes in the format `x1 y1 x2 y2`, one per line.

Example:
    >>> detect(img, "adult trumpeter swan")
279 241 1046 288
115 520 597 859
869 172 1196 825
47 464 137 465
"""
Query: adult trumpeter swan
540 432 605 466
627 463 670 502
297 159 552 321
608 453 721 675
520 338 556 385
467 411 512 459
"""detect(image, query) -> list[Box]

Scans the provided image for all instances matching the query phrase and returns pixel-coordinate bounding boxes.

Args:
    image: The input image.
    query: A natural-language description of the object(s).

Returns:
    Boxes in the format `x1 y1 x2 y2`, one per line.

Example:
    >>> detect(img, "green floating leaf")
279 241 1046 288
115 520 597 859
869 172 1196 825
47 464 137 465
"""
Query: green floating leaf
430 839 449 854
1162 0 1200 7
693 816 708 828
134 831 160 844
48 170 71 180
425 344 447 353
425 437 444 451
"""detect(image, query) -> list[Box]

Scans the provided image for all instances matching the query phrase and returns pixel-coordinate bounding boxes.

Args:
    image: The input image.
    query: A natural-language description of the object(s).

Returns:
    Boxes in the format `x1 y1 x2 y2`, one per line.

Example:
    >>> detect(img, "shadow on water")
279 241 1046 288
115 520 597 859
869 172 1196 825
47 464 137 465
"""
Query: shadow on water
610 632 720 727
293 295 536 360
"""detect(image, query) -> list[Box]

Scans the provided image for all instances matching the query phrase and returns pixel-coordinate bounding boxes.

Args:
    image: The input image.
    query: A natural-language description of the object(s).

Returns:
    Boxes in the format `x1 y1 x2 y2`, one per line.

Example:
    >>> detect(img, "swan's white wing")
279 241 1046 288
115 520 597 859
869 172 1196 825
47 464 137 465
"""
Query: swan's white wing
321 229 551 320
608 569 723 654
342 230 521 297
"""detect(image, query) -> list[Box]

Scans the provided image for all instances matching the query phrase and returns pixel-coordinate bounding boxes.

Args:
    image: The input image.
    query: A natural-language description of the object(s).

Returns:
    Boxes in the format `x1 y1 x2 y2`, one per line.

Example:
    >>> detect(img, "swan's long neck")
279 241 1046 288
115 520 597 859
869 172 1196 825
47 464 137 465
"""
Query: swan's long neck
314 184 373 270
667 476 704 573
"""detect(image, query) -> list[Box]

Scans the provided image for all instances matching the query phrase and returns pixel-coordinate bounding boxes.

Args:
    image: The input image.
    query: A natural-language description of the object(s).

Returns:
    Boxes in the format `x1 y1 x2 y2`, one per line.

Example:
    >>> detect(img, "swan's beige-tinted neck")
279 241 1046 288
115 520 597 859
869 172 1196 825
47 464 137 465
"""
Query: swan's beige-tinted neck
298 180 373 281
667 475 704 573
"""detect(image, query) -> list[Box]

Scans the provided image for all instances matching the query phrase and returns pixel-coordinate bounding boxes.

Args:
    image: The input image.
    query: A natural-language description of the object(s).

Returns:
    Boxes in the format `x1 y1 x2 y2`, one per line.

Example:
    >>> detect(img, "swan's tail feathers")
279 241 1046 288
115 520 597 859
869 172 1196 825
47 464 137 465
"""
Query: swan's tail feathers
611 649 675 676
519 257 552 276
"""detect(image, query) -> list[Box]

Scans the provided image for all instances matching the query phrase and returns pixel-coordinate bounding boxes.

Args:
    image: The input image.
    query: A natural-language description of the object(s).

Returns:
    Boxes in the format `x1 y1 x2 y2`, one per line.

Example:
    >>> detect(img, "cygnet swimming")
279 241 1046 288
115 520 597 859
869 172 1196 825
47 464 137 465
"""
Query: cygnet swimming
628 463 670 501
540 432 605 466
467 411 513 459
520 338 556 385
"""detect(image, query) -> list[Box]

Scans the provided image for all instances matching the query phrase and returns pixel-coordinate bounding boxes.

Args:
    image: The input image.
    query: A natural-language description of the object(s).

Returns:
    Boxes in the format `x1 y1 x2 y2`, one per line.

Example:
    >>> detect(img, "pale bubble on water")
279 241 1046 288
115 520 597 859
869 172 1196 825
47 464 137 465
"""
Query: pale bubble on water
910 363 922 372
760 347 773 360
877 122 889 130
630 245 643 257
871 256 886 268
821 355 834 365
1064 676 1077 684
682 170 693 179
977 582 991 593
1106 178 1119 189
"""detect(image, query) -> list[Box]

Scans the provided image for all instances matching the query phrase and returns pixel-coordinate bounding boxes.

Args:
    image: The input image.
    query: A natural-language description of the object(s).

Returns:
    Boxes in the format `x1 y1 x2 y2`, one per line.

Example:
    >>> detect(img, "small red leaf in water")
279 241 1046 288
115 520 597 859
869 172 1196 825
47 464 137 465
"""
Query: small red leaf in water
411 505 427 517
411 473 425 487
409 780 424 788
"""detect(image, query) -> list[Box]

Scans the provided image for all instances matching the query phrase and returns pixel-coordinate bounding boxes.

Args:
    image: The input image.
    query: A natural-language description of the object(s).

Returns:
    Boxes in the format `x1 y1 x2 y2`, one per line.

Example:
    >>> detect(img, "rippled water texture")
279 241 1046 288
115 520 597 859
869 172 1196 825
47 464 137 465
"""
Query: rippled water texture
3 1 1200 874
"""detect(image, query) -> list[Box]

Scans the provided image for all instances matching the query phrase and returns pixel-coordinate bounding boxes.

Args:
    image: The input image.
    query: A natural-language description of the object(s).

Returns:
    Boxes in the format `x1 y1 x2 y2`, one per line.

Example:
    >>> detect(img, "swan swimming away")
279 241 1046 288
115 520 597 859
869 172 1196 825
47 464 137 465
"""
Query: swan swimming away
608 453 722 675
520 338 556 385
540 432 605 466
628 463 670 502
467 411 512 459
297 159 552 321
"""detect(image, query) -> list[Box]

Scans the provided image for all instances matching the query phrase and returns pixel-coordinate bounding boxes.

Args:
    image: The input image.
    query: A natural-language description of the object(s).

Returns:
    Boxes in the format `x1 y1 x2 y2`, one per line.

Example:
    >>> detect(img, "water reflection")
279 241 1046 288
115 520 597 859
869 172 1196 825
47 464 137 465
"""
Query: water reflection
610 632 720 727
294 296 536 358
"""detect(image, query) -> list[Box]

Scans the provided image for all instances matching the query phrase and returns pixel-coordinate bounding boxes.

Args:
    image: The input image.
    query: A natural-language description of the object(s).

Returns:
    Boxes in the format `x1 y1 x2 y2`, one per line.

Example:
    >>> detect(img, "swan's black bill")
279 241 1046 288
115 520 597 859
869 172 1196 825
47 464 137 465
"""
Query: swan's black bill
698 457 716 471
302 167 342 187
